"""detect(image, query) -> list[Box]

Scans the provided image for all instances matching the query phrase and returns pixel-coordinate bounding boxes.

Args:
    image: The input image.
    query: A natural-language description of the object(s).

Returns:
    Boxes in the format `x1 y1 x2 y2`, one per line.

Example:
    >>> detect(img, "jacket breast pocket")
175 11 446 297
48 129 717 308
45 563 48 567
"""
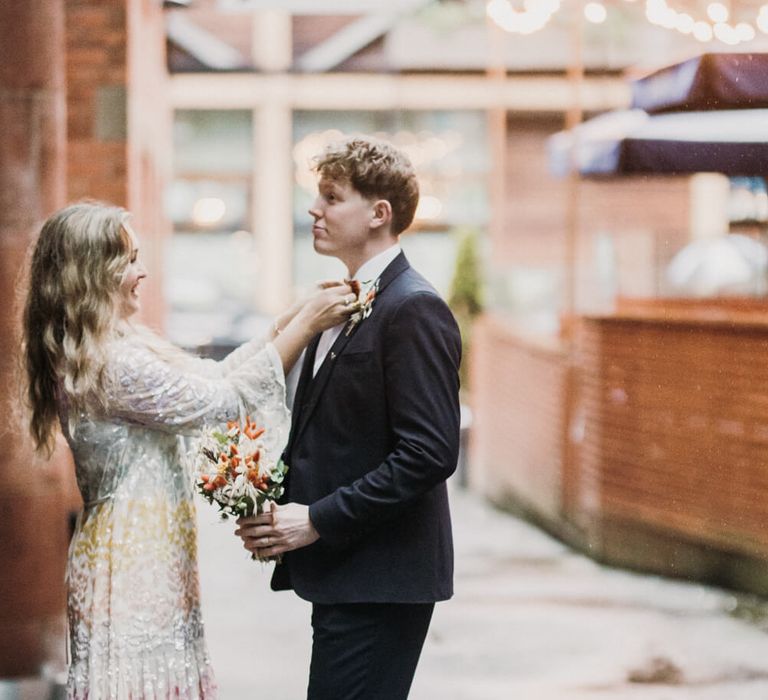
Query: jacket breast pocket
336 350 373 365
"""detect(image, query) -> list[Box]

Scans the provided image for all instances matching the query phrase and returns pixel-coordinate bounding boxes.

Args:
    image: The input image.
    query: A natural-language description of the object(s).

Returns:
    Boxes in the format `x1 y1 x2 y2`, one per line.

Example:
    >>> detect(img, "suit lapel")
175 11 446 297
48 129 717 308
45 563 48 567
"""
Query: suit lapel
292 252 411 445
292 322 356 446
284 333 321 457
368 250 409 298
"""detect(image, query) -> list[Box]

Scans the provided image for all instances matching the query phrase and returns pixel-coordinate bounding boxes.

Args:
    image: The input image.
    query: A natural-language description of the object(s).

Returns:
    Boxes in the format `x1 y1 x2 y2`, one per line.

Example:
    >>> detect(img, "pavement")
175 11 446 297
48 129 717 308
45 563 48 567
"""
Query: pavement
5 484 768 699
196 484 768 700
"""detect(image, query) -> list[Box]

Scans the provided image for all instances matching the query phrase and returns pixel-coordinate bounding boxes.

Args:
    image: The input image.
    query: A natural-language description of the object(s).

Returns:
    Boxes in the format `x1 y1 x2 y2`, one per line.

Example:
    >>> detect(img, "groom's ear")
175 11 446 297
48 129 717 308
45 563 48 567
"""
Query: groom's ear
370 199 392 230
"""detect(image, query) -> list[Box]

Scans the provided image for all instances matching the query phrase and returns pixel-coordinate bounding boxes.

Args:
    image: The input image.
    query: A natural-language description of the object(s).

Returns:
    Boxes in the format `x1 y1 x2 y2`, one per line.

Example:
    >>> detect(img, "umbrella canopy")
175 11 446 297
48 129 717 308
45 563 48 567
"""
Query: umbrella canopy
548 107 768 177
631 53 768 114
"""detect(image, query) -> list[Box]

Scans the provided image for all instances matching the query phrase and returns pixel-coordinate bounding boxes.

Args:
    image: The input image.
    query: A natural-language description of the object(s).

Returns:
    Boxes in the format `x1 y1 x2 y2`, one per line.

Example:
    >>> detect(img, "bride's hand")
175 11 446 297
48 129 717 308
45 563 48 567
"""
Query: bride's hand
270 281 356 373
272 280 350 336
296 281 356 335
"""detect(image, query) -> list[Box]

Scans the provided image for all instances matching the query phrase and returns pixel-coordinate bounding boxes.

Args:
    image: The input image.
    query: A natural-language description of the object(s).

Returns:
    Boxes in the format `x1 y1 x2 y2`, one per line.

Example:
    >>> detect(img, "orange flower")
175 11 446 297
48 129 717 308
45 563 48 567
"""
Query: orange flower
244 424 265 440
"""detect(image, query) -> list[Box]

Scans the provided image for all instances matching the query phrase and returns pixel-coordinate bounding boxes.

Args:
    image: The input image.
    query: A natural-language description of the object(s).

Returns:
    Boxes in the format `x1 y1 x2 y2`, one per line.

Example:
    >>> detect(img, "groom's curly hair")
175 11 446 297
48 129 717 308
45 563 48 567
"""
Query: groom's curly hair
313 136 420 235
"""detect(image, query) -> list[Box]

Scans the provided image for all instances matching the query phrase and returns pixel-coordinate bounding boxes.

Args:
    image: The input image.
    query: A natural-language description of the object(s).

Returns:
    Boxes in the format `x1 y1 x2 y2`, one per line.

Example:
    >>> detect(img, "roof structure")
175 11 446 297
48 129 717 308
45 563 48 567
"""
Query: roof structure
166 1 768 75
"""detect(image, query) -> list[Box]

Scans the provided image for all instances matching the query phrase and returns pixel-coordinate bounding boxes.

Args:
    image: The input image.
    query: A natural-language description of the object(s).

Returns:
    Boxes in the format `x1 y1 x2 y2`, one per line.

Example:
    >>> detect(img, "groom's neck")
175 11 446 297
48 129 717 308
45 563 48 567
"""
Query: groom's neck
344 237 399 278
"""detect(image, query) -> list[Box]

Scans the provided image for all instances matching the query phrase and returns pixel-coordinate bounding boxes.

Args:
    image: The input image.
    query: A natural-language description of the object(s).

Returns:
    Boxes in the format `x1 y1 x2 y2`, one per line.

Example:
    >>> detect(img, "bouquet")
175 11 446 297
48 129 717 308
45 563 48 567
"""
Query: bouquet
195 415 287 524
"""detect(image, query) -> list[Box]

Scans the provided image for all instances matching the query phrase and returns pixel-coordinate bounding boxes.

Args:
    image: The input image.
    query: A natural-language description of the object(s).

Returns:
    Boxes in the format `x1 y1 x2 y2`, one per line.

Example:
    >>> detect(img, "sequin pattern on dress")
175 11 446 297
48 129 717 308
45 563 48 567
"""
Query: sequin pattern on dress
61 335 289 699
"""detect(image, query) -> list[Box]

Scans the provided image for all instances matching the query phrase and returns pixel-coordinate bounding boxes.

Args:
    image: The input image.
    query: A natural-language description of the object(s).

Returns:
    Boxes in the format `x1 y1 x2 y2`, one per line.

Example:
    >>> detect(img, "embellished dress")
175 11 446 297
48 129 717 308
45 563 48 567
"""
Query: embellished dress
60 334 289 700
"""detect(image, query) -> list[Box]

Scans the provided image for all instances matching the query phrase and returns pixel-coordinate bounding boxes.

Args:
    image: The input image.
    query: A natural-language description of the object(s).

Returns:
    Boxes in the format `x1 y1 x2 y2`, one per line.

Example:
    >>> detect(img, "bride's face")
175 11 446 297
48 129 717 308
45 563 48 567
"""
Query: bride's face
118 223 147 319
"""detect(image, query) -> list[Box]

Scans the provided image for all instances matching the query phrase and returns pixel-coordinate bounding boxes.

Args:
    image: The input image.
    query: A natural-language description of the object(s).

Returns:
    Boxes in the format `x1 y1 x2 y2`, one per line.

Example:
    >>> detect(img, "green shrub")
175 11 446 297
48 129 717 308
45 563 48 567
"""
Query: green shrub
448 228 484 391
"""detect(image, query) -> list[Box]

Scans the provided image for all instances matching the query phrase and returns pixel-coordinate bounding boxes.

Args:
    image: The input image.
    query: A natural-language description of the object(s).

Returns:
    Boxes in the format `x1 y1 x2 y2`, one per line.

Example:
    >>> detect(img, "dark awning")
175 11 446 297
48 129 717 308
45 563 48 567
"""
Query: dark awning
548 108 768 177
631 53 768 114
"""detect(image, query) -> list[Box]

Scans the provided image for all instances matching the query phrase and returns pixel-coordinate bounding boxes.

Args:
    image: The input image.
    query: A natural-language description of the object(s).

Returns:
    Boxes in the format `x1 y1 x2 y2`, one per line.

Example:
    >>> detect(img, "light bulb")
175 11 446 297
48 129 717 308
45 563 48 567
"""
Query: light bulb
707 2 729 23
692 20 714 41
584 2 607 23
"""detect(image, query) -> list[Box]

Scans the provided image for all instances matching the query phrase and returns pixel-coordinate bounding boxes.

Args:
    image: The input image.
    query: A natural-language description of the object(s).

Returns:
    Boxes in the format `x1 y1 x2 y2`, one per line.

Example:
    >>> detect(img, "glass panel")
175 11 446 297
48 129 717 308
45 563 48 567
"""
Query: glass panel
167 110 259 350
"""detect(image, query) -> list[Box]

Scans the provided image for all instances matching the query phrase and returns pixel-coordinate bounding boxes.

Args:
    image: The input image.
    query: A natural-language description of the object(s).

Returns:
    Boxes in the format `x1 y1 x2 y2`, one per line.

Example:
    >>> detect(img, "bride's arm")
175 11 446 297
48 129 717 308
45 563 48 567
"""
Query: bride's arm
104 340 288 438
104 283 353 437
191 282 350 378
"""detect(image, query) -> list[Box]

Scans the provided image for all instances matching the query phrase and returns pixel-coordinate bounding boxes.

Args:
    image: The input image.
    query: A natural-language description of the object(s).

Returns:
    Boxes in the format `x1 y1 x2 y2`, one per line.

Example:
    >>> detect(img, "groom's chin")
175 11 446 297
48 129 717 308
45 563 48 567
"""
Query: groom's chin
312 239 334 258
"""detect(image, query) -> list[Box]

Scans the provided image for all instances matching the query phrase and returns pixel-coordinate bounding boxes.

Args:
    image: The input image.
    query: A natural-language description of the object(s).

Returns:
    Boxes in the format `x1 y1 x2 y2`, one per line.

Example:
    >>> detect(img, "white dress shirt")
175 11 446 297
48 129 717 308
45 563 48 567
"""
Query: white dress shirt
313 244 401 376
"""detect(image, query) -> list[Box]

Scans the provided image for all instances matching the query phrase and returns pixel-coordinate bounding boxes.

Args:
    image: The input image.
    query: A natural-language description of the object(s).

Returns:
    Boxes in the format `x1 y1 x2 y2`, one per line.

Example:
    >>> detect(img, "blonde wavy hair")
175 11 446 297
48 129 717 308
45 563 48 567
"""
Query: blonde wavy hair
313 136 420 235
23 202 132 455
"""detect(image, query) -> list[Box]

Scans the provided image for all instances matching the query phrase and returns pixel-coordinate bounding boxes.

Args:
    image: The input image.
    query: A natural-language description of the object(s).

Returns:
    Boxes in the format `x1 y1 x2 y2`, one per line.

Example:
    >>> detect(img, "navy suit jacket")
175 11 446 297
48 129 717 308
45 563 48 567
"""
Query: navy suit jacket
271 252 461 604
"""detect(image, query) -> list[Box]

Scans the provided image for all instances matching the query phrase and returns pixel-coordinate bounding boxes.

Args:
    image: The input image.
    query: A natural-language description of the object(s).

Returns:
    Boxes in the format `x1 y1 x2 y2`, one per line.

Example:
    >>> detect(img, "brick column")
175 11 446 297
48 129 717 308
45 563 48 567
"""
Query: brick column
0 0 71 677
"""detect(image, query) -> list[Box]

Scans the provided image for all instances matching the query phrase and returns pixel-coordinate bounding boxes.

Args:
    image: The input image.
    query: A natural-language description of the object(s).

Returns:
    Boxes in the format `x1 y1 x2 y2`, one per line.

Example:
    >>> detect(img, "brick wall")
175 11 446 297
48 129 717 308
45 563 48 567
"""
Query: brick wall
471 303 768 593
66 0 169 328
66 0 128 205
577 309 768 560
471 314 568 522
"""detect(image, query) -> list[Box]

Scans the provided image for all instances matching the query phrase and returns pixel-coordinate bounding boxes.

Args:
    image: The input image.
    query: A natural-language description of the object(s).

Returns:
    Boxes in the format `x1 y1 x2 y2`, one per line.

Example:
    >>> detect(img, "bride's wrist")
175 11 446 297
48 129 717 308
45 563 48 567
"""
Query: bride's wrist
286 307 319 341
271 307 299 339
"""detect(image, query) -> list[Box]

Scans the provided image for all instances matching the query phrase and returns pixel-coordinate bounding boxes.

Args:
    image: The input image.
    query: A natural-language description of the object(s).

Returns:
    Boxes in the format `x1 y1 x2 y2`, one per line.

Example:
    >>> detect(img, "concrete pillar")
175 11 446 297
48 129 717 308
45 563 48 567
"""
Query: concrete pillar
0 0 71 677
253 101 294 315
251 10 294 314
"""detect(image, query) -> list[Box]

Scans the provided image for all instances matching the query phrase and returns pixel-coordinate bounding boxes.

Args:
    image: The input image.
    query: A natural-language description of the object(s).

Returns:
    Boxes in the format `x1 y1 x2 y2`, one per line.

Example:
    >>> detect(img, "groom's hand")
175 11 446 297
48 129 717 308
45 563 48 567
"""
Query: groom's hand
235 502 320 558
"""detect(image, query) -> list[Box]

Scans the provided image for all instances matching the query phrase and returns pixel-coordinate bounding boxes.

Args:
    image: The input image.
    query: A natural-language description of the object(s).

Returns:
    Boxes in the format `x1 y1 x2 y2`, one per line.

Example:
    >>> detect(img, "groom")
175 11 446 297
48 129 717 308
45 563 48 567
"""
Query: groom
236 136 461 700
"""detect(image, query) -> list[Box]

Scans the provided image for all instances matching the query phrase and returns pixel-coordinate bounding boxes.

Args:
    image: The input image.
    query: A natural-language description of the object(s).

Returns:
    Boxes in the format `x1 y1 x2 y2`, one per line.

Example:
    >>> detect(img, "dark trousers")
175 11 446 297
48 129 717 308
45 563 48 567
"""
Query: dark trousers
307 602 435 700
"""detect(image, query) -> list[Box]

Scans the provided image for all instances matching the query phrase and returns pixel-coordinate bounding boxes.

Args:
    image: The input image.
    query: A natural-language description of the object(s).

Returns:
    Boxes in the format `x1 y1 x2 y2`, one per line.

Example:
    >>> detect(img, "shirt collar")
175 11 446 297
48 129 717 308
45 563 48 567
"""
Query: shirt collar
352 244 401 284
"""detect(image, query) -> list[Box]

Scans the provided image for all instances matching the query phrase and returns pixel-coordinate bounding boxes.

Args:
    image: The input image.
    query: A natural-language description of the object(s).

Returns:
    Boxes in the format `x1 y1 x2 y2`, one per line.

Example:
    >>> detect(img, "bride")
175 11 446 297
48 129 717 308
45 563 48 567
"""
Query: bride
21 201 354 699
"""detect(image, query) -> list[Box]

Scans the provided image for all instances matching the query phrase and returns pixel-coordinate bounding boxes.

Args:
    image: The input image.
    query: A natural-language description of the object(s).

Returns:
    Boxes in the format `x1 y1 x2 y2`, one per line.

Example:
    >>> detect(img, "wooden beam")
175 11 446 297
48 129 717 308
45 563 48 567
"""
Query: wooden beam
166 12 247 69
251 10 291 72
296 0 432 72
217 0 428 14
297 13 402 73
169 72 630 112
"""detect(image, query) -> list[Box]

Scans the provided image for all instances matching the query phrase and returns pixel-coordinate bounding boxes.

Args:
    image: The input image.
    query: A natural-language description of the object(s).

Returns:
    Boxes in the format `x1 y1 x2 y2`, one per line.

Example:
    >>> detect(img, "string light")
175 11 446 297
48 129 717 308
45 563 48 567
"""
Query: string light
713 21 739 44
693 20 714 41
485 0 763 46
675 13 695 34
645 0 760 45
758 6 768 34
736 21 756 41
584 2 608 23
485 0 561 34
706 2 729 23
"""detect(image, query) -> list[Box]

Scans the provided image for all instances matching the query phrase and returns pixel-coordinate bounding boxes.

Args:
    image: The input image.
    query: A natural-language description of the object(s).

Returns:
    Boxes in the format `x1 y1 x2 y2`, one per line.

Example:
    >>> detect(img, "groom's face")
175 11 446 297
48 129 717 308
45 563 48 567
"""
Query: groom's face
309 176 374 266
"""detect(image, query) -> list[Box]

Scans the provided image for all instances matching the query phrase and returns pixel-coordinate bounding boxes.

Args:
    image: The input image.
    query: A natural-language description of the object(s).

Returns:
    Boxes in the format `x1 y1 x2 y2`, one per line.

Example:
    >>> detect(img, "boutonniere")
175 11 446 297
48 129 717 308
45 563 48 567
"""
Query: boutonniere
345 278 379 336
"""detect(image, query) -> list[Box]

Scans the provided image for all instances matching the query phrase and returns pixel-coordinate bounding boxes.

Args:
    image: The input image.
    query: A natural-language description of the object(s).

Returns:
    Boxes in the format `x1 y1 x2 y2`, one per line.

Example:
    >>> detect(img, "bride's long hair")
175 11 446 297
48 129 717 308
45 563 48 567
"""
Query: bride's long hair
23 201 133 456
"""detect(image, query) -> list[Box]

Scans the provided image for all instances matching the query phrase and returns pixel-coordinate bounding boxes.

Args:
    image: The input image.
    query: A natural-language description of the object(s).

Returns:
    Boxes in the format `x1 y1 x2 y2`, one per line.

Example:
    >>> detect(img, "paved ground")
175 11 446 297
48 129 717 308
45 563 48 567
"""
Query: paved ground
196 484 768 700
